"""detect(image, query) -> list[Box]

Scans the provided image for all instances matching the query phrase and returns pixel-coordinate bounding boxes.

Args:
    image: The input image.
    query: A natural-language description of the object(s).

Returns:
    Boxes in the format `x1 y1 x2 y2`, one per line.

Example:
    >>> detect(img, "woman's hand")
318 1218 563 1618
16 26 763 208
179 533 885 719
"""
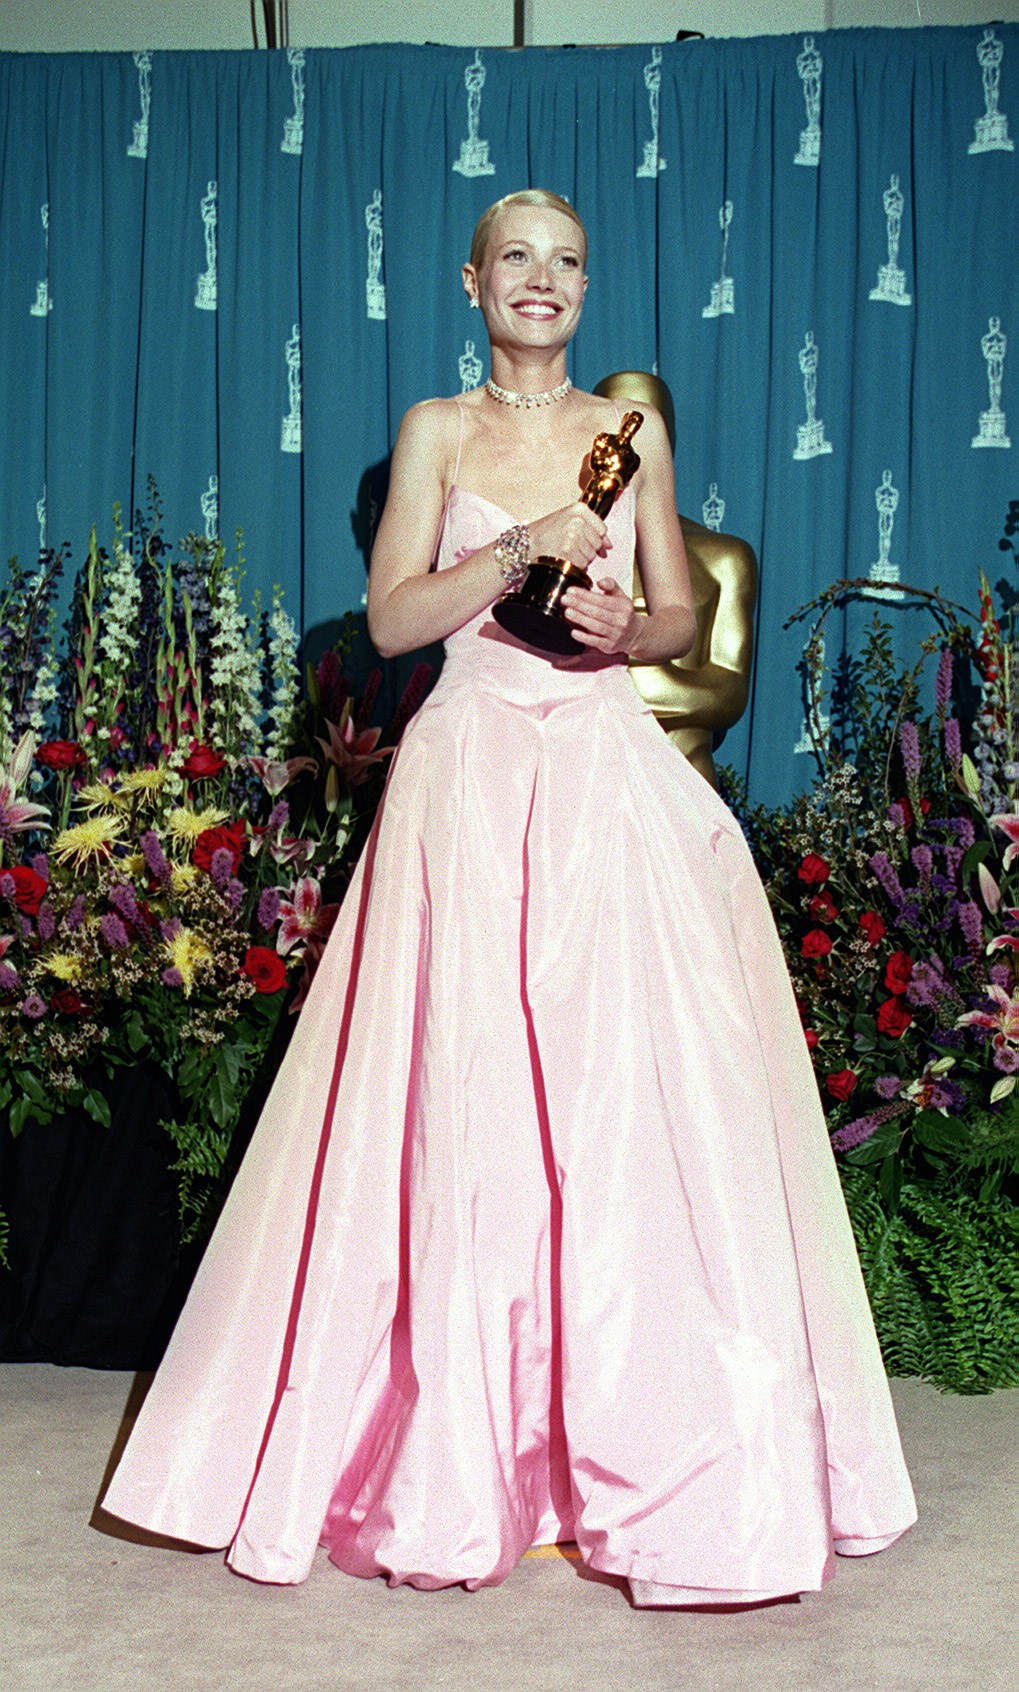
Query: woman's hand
562 577 641 654
526 502 608 572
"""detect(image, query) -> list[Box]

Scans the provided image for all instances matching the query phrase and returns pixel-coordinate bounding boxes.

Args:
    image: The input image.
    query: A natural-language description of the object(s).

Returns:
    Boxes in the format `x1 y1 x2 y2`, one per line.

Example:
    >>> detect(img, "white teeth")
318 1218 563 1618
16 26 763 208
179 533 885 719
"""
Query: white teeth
516 303 557 317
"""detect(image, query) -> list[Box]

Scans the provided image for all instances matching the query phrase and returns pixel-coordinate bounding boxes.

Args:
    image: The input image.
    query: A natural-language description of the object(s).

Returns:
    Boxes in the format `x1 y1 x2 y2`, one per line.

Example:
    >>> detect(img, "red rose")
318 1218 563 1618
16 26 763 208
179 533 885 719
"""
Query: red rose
193 821 246 876
798 853 831 885
242 945 287 994
35 739 85 771
809 890 838 923
801 928 834 958
3 866 48 916
877 997 913 1038
51 988 84 1015
825 1069 858 1102
804 1029 820 1051
859 911 885 947
182 743 226 779
884 951 914 995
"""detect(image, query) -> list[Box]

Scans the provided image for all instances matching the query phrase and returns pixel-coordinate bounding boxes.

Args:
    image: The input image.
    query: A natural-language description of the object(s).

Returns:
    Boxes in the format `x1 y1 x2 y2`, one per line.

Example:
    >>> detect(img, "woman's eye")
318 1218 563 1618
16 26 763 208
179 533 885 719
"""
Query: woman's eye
557 255 580 268
503 248 528 261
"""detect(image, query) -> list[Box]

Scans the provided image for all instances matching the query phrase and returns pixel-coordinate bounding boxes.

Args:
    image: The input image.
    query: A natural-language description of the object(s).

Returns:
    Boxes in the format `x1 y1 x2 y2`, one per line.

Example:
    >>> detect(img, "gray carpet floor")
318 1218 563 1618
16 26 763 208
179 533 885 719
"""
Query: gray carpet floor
3 1366 1016 1692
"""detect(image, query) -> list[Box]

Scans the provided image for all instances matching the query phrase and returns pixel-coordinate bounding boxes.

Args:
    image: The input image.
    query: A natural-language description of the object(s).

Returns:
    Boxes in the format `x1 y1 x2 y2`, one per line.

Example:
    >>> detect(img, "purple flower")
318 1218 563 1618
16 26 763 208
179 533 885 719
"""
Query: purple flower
266 799 290 837
0 872 14 901
161 967 184 989
100 912 129 948
258 887 281 929
870 852 904 904
957 900 984 956
887 802 908 830
160 917 182 941
910 845 933 892
225 878 244 910
944 717 962 769
874 1075 903 1099
65 896 87 931
907 958 954 1009
957 817 976 850
831 1103 905 1152
37 901 55 941
110 883 141 924
0 962 19 992
990 962 1013 987
935 649 953 722
30 853 50 883
900 720 922 784
209 847 234 892
933 1027 966 1048
140 829 172 889
993 1044 1019 1073
21 992 46 1020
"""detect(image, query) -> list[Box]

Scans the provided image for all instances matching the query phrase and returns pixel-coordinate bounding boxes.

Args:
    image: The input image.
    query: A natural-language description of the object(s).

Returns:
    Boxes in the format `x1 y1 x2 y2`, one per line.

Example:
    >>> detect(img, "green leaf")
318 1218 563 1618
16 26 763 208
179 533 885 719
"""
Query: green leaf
9 1094 52 1136
841 1118 904 1166
207 1040 246 1130
911 1110 969 1156
853 1014 877 1041
878 1151 902 1212
960 840 993 882
125 1011 148 1055
83 1088 112 1129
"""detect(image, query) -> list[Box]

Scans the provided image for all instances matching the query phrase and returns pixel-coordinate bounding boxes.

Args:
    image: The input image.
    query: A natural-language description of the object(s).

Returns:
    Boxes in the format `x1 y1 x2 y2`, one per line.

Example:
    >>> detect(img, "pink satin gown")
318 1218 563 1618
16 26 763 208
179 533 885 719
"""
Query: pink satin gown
102 475 917 1605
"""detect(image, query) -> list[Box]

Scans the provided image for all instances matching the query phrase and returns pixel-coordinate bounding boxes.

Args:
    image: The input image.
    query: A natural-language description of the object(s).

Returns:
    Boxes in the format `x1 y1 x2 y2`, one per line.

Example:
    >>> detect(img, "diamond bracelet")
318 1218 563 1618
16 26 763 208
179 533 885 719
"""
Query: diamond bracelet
493 524 531 593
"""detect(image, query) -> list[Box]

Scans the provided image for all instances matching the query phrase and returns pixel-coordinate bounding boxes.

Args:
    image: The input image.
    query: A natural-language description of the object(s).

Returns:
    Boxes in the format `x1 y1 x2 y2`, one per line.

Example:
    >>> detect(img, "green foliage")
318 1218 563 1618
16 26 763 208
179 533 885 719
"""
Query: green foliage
842 1170 1019 1392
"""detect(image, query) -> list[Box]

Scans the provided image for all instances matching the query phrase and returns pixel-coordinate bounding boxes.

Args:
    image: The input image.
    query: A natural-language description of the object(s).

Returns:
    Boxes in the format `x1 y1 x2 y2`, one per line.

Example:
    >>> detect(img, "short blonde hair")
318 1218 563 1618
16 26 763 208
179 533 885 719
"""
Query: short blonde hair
469 190 588 273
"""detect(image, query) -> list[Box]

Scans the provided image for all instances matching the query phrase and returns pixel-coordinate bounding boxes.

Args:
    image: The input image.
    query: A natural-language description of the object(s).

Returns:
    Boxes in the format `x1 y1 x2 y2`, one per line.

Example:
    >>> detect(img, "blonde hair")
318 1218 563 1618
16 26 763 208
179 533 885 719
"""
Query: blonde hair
469 190 588 273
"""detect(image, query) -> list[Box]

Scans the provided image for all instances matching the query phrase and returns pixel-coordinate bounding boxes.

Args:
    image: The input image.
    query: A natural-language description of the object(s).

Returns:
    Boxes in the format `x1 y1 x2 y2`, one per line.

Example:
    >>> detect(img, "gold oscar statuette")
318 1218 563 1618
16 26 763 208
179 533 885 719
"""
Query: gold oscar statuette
492 411 643 655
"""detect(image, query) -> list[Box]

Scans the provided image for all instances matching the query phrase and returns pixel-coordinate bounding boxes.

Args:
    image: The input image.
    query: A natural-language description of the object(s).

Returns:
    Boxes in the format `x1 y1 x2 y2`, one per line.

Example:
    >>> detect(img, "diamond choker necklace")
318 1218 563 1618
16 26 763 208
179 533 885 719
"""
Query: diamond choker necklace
485 376 572 409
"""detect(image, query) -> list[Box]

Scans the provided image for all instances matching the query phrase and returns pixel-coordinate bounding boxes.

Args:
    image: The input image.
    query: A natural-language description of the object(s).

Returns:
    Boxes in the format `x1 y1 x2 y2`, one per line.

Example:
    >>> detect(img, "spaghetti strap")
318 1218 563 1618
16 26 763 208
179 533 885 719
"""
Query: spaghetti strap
433 400 466 566
452 399 465 485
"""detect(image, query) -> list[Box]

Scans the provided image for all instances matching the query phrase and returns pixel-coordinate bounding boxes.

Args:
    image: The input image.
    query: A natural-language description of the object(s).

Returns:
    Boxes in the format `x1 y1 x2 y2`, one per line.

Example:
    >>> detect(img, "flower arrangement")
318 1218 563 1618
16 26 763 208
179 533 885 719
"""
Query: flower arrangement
0 494 431 1255
722 503 1019 1390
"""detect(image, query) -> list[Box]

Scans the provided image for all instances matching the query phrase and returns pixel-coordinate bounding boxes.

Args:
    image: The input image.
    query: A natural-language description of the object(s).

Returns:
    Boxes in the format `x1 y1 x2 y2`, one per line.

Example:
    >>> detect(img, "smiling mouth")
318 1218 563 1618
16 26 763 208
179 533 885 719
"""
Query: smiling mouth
514 301 561 319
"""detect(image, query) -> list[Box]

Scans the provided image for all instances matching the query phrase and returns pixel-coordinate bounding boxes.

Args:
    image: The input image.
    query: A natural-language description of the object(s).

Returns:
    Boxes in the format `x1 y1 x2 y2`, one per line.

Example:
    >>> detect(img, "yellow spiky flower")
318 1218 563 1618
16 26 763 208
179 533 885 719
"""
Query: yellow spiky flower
51 813 124 870
171 863 201 896
118 767 167 803
164 927 212 997
167 805 229 845
75 783 124 812
45 953 82 982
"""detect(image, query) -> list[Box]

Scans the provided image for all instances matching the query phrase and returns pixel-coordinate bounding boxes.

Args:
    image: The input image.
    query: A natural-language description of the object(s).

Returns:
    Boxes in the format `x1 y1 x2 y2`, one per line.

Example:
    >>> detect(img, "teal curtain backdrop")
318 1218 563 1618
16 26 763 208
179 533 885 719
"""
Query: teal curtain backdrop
0 27 1015 804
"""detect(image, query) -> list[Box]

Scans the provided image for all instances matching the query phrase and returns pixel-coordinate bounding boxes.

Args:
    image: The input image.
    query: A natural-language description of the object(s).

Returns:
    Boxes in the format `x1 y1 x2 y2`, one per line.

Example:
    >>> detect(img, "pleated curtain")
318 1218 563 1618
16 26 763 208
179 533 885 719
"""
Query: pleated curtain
0 27 1015 802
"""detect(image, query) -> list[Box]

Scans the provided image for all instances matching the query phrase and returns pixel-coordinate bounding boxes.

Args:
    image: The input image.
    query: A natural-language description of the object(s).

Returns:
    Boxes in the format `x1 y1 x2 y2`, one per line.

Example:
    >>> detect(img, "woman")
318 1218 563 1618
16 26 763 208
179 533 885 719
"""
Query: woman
102 191 916 1606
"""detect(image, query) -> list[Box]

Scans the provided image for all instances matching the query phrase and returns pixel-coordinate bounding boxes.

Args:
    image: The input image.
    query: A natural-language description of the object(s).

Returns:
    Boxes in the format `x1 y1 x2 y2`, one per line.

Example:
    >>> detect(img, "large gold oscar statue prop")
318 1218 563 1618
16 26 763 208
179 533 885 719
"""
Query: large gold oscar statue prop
492 411 644 656
595 371 758 790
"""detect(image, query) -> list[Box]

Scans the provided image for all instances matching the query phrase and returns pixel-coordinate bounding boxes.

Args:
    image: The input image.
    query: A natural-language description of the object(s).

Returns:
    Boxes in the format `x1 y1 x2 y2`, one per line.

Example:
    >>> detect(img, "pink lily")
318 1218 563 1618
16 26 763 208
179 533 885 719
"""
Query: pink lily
988 811 1019 870
316 709 391 787
244 755 318 797
0 732 51 839
269 834 316 870
0 935 15 959
956 983 1019 1044
276 876 340 956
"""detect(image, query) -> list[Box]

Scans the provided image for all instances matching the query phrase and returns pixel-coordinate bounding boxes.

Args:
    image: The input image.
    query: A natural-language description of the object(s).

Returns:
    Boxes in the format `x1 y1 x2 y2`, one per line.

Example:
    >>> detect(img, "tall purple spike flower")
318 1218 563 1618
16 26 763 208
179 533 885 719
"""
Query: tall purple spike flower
110 883 141 924
65 895 87 931
900 720 922 785
957 900 984 956
944 717 962 769
37 901 56 942
258 887 281 929
30 853 49 883
831 1102 907 1152
140 830 172 890
101 912 130 949
209 847 234 893
869 852 904 904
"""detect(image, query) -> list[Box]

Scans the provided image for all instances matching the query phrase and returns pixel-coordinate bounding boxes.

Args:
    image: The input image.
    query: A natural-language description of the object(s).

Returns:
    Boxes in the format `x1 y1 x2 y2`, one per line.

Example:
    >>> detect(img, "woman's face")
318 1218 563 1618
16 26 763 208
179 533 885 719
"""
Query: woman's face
463 204 588 352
